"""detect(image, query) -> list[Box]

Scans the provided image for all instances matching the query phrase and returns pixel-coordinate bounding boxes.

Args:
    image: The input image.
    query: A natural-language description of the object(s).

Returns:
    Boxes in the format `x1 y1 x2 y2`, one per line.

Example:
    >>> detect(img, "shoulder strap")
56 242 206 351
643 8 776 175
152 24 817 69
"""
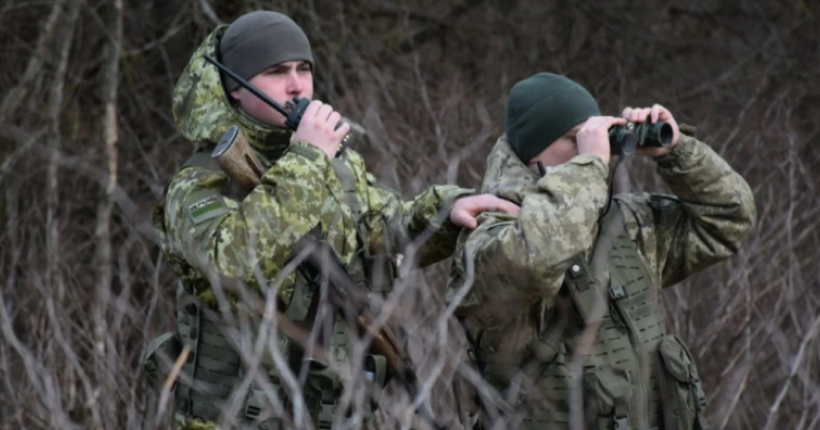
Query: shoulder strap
331 158 363 220
526 207 626 367
181 142 272 172
182 148 219 170
590 205 626 282
563 205 625 326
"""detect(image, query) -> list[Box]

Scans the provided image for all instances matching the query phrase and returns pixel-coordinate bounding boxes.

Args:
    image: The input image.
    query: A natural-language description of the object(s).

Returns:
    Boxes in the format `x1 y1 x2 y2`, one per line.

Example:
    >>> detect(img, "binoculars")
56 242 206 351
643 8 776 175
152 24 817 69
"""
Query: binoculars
609 120 673 155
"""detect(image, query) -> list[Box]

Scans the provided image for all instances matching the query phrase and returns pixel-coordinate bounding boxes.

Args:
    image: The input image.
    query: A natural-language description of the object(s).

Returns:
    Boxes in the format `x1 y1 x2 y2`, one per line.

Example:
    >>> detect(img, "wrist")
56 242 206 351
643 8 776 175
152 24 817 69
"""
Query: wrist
291 134 338 158
286 140 332 163
442 187 476 225
654 133 696 167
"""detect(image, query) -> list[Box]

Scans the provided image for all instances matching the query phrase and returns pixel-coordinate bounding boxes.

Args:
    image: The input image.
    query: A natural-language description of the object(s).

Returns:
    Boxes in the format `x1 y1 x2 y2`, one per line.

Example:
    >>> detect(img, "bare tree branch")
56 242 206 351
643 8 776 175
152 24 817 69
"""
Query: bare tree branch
395 0 485 54
44 0 81 303
0 0 68 122
91 0 123 427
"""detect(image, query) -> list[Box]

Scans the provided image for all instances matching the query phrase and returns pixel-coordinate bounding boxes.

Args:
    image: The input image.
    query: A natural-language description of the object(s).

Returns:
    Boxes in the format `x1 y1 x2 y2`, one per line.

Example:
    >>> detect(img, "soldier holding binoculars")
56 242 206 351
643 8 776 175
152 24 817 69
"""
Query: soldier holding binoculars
447 72 757 430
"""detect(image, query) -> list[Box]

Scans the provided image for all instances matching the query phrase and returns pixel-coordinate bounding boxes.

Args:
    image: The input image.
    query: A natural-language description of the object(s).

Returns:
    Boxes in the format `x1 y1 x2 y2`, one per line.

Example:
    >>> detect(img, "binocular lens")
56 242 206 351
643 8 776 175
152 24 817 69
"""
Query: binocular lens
648 122 674 146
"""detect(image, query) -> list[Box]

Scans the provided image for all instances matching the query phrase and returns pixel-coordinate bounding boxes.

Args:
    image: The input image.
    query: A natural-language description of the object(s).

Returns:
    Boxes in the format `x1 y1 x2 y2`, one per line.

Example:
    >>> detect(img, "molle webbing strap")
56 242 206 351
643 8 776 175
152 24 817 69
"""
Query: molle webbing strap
331 160 376 293
176 282 202 417
528 299 569 364
564 206 624 326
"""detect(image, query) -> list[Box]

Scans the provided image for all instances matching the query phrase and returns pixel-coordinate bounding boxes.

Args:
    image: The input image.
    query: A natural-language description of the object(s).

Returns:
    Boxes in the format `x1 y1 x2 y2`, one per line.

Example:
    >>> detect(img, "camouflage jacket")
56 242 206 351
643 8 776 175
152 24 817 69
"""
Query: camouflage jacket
153 25 473 308
447 130 756 360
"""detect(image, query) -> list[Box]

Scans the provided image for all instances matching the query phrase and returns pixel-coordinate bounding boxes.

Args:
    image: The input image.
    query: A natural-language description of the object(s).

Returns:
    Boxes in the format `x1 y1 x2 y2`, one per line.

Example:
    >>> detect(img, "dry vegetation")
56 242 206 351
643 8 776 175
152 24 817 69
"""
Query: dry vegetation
1 0 819 429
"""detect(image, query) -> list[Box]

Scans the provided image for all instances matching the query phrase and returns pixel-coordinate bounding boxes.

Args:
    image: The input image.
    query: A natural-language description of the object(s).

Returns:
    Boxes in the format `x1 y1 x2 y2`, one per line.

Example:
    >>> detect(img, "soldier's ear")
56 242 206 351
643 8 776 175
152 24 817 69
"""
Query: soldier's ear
229 88 242 102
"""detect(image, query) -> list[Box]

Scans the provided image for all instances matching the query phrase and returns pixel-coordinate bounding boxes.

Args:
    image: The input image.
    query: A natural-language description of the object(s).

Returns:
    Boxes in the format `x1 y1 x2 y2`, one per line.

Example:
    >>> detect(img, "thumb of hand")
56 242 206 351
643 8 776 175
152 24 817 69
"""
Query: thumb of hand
450 209 478 230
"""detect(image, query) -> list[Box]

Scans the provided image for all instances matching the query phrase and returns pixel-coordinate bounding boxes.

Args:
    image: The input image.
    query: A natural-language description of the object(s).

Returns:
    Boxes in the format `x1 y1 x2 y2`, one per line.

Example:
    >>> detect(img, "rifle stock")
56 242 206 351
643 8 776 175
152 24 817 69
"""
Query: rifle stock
212 125 263 189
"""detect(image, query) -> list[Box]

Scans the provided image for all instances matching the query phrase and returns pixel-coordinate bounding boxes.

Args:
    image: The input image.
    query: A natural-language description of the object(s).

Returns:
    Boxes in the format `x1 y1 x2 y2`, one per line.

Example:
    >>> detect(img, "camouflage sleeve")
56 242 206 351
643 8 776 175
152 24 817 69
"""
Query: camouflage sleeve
365 174 474 267
453 155 610 326
648 133 757 287
163 142 332 298
401 185 476 266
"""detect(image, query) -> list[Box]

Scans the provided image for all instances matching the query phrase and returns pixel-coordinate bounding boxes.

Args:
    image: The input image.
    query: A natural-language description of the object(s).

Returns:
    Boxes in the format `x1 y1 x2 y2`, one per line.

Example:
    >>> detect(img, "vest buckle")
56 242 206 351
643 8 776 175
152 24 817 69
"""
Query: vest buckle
244 384 266 419
691 376 707 410
613 402 629 430
317 399 336 429
609 285 627 300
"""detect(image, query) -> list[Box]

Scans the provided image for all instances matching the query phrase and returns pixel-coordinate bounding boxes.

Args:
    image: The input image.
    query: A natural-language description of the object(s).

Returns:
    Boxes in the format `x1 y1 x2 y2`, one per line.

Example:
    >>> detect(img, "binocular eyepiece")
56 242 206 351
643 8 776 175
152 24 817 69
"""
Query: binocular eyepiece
609 120 674 155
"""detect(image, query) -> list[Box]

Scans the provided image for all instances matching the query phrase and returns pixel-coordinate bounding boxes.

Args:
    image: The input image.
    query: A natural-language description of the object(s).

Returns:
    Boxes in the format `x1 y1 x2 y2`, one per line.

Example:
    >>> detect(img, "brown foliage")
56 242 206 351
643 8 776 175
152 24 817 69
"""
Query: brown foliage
1 0 819 428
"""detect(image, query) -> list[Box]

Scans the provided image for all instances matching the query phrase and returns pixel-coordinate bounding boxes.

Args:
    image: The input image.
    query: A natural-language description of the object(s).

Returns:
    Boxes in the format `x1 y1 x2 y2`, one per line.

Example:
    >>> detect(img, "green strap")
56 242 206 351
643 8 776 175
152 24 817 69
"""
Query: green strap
316 388 336 429
590 207 625 283
681 341 709 430
692 376 709 430
243 378 283 429
182 150 219 170
333 157 374 290
614 401 630 430
365 355 387 392
564 206 625 326
331 158 363 219
182 143 272 173
176 282 202 416
528 300 569 363
364 355 388 424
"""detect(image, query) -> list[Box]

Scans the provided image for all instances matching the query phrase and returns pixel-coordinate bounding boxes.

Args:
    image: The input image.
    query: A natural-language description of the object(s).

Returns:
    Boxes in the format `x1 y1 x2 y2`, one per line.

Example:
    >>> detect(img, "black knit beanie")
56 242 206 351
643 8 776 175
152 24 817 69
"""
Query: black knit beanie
219 11 314 92
505 73 600 163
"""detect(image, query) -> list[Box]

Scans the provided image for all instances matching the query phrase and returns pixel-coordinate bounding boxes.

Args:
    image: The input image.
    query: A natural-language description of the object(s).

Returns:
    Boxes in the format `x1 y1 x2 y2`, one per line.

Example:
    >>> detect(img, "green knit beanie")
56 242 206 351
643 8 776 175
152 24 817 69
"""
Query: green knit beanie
219 11 314 92
505 73 600 163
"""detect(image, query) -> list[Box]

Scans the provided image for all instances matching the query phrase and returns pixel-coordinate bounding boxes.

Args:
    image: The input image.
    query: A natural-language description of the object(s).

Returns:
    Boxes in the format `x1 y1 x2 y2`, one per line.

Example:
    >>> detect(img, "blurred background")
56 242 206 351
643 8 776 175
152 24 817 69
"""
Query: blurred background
1 0 818 428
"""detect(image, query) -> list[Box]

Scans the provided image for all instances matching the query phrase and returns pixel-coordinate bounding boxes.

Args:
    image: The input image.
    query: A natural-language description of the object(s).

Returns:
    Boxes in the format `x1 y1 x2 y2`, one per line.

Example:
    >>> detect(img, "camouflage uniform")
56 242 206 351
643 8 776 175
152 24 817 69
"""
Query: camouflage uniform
148 26 473 430
447 130 756 429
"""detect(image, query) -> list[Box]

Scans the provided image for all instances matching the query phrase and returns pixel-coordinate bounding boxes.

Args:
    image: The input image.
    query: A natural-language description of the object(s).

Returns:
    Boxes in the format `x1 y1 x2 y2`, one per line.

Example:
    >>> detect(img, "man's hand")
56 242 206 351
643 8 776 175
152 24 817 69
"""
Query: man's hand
450 194 521 229
622 104 680 157
576 116 627 165
291 100 351 158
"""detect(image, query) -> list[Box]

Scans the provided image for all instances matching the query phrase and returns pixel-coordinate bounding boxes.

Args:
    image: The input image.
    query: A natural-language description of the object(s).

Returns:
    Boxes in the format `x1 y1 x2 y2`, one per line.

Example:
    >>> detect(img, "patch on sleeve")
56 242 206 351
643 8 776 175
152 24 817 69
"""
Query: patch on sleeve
186 194 229 225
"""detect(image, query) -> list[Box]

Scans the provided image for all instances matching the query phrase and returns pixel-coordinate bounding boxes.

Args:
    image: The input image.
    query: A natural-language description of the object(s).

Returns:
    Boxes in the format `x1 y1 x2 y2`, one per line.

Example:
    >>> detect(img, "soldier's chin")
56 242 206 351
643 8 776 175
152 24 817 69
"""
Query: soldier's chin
265 112 288 130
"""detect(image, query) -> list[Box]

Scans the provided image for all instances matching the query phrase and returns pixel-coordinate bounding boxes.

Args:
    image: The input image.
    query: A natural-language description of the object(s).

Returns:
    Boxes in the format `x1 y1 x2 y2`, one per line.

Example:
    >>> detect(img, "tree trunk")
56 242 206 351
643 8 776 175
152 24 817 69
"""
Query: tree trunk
45 0 82 301
92 0 123 425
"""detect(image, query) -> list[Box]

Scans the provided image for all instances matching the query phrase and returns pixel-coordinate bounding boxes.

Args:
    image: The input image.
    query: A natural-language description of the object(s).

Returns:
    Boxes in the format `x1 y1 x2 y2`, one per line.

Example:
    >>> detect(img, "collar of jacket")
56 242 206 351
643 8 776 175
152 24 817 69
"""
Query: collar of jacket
480 135 541 205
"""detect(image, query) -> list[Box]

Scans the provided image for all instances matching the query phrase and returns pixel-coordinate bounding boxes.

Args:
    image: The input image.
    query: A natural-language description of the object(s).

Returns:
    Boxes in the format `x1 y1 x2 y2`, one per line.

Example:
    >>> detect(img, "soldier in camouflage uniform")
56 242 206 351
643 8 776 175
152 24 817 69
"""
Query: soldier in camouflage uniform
447 73 756 429
146 10 518 430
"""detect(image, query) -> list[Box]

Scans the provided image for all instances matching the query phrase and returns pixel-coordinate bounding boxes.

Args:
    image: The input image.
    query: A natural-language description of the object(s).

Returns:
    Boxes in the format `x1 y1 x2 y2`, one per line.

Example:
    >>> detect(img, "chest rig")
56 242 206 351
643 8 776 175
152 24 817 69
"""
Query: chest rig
171 149 398 429
480 202 708 430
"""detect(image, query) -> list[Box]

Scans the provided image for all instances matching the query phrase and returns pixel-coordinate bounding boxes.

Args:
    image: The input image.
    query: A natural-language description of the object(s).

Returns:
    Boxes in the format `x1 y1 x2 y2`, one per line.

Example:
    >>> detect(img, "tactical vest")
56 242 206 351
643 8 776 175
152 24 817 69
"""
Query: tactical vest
145 148 397 429
478 202 708 430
